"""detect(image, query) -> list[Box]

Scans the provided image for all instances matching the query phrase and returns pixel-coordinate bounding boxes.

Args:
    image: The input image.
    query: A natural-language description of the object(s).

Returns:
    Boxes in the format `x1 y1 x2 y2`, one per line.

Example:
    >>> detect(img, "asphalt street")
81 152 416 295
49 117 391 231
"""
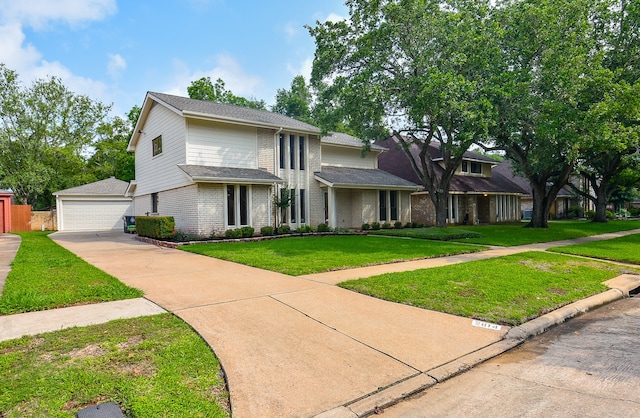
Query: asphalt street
383 295 640 418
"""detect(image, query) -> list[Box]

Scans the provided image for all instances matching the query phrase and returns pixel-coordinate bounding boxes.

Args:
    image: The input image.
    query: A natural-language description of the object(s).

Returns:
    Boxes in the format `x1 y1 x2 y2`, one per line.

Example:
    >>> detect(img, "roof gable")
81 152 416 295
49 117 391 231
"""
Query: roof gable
53 177 130 196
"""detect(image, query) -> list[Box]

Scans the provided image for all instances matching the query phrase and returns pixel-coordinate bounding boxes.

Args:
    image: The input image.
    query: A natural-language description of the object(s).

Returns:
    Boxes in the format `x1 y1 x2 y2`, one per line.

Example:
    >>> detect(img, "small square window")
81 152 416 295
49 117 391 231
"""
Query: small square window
152 136 163 156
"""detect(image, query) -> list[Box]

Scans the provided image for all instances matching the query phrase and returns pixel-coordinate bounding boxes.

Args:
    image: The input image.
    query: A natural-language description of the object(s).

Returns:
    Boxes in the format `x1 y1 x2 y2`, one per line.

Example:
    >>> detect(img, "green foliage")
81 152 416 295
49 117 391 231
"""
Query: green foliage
394 221 403 229
316 223 331 232
371 222 381 230
240 226 255 238
260 226 274 236
0 64 111 208
405 222 415 229
567 206 585 219
278 225 291 234
295 224 313 233
381 222 392 229
0 315 230 417
361 223 371 231
224 229 242 239
136 216 175 239
187 76 266 110
0 232 141 314
607 210 616 220
629 208 640 217
272 75 314 124
339 252 634 326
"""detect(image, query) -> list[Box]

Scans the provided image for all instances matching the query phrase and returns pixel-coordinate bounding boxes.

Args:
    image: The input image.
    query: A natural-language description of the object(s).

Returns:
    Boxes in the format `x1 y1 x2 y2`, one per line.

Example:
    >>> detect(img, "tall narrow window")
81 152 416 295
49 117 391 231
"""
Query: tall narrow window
239 186 248 225
227 186 235 226
390 190 398 220
289 134 295 169
152 136 163 156
299 136 305 170
299 189 306 224
461 161 468 173
151 193 158 213
279 133 285 169
290 188 296 223
379 190 387 221
324 191 329 223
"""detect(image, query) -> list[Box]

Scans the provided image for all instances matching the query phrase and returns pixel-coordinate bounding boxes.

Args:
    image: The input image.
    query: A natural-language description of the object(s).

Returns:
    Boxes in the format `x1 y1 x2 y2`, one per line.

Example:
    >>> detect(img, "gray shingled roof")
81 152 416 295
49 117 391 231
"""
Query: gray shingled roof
53 177 130 196
179 165 284 184
321 132 386 151
315 166 420 189
150 92 321 134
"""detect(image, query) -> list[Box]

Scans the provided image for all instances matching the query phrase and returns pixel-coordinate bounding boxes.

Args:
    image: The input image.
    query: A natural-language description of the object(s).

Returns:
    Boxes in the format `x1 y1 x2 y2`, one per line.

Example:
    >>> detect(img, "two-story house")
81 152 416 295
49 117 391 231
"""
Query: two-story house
377 136 526 225
124 92 418 234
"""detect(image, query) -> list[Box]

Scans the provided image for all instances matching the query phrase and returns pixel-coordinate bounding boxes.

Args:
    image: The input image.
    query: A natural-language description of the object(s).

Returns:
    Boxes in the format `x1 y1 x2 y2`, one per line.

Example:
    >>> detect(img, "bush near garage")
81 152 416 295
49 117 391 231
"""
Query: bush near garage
136 216 175 239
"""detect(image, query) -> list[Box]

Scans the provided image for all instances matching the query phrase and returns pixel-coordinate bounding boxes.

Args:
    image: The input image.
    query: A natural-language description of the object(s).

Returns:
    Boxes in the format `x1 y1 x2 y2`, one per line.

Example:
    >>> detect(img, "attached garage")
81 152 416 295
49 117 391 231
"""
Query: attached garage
54 178 133 231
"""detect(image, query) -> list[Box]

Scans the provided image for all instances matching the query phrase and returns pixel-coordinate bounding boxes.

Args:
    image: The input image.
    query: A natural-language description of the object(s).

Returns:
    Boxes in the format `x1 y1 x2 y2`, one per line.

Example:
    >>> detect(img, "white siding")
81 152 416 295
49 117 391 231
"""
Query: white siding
321 145 378 169
186 120 258 169
134 103 189 196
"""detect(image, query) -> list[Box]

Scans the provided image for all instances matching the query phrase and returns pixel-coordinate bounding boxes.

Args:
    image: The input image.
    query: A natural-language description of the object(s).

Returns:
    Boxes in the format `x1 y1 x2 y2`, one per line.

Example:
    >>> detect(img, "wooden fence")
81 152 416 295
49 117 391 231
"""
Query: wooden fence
10 205 31 232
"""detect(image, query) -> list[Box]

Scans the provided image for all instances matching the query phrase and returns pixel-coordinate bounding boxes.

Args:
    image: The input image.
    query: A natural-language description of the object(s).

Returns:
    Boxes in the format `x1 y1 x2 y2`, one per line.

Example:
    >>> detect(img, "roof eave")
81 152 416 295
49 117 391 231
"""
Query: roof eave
190 176 284 185
182 110 321 135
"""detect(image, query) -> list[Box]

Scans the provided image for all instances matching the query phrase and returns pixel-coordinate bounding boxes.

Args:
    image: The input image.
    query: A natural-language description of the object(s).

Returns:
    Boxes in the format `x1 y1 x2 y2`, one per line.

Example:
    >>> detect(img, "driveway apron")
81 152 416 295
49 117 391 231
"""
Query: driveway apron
51 231 508 417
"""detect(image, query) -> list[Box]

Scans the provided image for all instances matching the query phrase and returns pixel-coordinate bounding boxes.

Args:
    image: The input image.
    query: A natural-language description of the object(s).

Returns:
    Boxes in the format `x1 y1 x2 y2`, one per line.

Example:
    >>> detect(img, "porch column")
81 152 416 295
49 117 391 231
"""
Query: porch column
328 187 337 228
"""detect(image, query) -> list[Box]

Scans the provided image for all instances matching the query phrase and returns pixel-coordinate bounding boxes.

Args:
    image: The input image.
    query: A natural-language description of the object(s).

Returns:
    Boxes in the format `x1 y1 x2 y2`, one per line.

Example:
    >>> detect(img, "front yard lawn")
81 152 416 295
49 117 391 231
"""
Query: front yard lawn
181 235 487 275
549 233 640 265
371 220 640 247
0 232 142 314
0 314 230 418
339 251 640 326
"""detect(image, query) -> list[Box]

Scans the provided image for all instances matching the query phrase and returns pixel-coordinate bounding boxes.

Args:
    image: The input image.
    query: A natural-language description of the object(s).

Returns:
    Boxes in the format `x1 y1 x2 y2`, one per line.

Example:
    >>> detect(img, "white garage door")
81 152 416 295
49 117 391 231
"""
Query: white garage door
61 200 132 231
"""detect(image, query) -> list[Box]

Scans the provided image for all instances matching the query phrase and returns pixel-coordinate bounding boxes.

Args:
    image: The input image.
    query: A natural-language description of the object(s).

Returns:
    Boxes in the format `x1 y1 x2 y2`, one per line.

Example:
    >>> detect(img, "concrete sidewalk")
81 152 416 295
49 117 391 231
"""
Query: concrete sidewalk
1 229 639 417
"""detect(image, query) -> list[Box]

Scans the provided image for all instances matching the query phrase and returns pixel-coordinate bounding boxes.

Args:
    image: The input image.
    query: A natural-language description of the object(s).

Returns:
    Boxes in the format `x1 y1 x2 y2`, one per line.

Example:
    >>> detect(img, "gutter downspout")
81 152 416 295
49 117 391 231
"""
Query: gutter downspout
272 127 283 228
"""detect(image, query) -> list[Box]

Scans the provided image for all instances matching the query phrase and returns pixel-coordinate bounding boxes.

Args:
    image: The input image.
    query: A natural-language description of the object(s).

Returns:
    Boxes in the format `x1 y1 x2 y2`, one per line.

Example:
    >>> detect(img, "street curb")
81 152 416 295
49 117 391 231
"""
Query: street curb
314 274 640 418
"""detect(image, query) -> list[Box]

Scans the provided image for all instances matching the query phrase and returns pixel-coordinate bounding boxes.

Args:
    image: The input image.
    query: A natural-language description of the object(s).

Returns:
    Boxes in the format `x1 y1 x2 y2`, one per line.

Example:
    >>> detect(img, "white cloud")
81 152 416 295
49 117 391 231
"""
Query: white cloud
0 0 117 29
107 53 127 78
163 54 264 99
323 12 347 23
282 21 298 41
287 57 313 82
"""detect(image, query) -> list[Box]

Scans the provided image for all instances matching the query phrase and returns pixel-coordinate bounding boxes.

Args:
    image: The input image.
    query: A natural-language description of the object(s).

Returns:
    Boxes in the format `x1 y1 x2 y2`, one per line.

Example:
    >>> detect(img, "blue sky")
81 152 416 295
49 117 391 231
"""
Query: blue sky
0 0 348 117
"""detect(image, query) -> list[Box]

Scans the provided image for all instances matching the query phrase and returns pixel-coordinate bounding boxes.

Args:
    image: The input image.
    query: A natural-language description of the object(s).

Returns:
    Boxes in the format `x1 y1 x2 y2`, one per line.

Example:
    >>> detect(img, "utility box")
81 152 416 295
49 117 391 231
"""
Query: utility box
76 402 124 418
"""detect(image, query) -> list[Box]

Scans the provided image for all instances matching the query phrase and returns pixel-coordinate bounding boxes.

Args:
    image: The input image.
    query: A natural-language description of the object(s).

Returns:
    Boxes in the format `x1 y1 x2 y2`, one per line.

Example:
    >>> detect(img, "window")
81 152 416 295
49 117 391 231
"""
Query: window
151 193 158 213
379 190 387 221
299 136 305 170
279 134 285 169
290 188 296 223
461 161 468 172
390 190 398 221
227 185 250 227
289 135 296 169
299 189 306 224
152 136 163 156
471 162 482 174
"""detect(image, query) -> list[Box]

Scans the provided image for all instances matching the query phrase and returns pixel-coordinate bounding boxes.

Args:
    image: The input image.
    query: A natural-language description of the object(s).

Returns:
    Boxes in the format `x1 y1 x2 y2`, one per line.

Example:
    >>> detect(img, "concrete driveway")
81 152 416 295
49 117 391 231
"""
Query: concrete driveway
51 231 507 418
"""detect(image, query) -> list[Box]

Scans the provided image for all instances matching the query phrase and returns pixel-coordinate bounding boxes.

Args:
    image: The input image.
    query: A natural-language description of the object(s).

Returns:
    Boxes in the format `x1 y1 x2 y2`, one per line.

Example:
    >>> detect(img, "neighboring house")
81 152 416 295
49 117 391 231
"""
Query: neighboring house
377 137 525 225
53 177 133 231
493 160 586 219
0 190 13 233
127 92 418 234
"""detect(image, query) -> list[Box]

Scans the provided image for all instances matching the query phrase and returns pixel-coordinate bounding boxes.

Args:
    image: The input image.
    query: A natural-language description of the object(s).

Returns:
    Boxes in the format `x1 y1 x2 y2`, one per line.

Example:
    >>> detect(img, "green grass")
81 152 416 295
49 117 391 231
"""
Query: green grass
444 220 640 246
549 233 640 265
181 235 487 275
0 314 229 417
339 251 640 326
0 232 142 314
369 227 482 241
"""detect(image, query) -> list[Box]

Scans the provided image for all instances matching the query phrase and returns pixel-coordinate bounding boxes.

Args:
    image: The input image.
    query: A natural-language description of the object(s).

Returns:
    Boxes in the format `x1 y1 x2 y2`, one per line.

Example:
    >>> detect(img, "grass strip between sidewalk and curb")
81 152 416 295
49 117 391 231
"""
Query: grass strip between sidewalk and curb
549 233 640 265
180 235 487 275
0 314 230 418
339 251 640 326
0 232 142 315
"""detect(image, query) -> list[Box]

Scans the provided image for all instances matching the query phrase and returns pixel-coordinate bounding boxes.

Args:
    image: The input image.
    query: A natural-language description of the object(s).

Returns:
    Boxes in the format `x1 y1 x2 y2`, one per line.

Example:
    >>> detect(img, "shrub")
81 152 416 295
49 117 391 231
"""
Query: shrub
361 223 371 231
278 225 291 234
404 222 414 229
629 207 640 217
381 222 392 229
296 224 313 233
394 221 403 229
567 205 585 219
225 228 242 239
585 210 595 219
416 223 425 228
136 216 175 239
240 226 255 238
316 223 331 232
260 226 274 236
606 210 615 220
172 229 206 242
371 221 381 230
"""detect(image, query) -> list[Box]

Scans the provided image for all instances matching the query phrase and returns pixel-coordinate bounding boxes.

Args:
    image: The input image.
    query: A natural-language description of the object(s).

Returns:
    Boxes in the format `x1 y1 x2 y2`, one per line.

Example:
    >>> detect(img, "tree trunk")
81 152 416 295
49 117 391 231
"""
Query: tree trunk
434 191 448 228
592 185 609 223
528 183 549 228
